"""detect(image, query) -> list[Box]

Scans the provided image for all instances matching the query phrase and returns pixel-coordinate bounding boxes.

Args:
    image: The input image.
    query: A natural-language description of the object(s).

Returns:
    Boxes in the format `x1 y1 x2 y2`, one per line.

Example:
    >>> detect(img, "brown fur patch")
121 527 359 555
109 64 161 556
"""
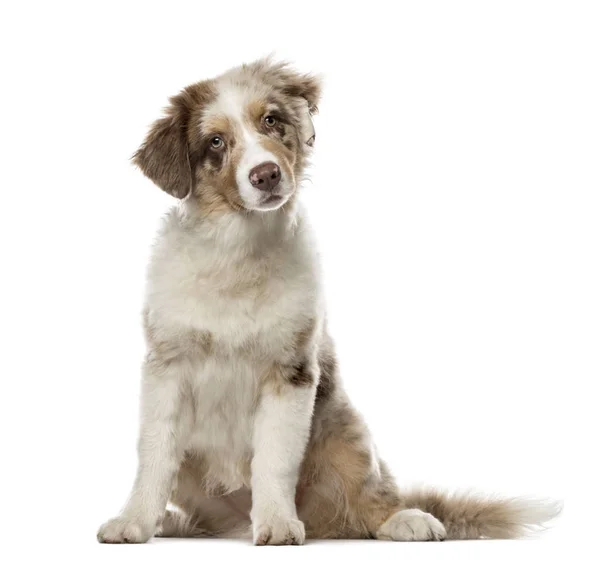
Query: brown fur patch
244 59 322 113
287 361 315 387
143 309 213 368
192 152 246 215
133 81 216 198
201 114 234 138
262 362 315 395
245 99 268 123
315 334 336 402
261 137 296 178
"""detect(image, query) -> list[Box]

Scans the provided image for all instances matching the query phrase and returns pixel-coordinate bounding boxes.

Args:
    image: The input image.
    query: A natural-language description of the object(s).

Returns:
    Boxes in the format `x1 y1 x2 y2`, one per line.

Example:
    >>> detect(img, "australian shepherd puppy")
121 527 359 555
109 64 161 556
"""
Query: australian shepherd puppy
98 59 559 545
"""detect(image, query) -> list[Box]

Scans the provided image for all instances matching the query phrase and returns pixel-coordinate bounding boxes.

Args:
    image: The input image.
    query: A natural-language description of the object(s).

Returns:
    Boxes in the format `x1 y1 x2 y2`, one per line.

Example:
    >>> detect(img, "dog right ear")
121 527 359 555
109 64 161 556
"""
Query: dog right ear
132 92 193 199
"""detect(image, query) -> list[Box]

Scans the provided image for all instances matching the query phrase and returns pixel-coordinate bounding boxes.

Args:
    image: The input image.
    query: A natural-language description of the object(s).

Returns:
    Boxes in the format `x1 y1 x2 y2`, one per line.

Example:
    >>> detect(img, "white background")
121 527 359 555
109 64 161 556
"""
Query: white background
1 1 598 566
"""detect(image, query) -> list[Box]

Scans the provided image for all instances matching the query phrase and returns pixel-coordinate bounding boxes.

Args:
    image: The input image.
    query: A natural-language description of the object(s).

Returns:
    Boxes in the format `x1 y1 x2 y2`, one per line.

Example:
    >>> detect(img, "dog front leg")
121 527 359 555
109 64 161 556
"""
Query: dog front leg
97 353 192 543
251 362 317 545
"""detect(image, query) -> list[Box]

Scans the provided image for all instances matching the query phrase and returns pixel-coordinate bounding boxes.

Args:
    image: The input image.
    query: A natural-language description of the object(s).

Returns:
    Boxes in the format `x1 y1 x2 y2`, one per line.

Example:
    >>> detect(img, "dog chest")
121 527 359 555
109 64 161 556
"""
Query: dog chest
186 355 263 492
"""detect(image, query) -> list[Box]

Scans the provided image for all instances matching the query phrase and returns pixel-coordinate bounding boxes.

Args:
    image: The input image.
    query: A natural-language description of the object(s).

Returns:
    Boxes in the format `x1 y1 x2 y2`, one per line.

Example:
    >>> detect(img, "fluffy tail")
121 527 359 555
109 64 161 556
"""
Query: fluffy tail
402 488 562 539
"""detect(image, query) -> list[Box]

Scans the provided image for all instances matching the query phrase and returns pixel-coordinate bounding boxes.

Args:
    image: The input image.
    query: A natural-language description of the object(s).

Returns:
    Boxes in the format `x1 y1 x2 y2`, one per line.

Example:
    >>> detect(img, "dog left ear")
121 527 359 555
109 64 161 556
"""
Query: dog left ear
274 66 321 147
132 91 193 199
281 72 322 114
259 60 322 112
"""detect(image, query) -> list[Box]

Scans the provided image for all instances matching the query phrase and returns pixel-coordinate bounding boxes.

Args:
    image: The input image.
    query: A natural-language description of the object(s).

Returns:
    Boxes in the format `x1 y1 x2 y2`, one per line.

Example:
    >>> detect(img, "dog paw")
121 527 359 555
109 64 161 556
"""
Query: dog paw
97 516 154 544
376 509 446 541
253 516 305 546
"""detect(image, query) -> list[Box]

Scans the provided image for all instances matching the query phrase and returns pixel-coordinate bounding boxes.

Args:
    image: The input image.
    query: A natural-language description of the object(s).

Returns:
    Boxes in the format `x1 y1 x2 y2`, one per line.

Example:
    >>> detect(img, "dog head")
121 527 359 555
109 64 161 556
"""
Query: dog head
133 59 321 213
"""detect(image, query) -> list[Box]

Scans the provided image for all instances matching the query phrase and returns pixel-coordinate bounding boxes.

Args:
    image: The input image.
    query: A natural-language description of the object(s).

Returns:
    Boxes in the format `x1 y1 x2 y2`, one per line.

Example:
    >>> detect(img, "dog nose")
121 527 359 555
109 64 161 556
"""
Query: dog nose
249 162 281 192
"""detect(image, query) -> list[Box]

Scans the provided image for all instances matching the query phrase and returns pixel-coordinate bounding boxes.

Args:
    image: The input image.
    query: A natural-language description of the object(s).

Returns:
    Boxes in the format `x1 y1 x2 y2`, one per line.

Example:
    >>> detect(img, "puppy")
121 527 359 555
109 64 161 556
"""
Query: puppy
98 59 560 545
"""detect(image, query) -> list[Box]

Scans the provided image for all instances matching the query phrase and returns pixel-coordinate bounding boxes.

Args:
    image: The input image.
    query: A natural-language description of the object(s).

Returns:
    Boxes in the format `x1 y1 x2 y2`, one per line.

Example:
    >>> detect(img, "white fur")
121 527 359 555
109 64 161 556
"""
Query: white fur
98 200 322 544
251 382 316 544
208 82 294 211
98 357 195 543
145 204 318 347
235 129 282 211
377 509 447 542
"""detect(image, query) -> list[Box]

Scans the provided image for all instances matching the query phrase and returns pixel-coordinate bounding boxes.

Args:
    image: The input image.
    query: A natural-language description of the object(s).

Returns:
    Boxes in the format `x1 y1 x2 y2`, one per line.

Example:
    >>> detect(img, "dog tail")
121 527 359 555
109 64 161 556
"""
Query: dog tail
402 488 562 539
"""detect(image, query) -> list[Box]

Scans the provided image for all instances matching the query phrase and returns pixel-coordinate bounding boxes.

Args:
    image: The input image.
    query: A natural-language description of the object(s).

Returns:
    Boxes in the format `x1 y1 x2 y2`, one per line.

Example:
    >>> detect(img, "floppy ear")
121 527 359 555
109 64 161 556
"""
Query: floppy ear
132 93 192 199
255 60 322 113
280 71 322 114
263 62 322 147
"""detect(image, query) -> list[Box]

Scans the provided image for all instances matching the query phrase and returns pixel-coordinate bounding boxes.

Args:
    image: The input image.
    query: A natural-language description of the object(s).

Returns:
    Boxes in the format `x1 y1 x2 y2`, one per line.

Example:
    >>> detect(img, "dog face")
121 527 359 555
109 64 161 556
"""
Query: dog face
133 60 321 213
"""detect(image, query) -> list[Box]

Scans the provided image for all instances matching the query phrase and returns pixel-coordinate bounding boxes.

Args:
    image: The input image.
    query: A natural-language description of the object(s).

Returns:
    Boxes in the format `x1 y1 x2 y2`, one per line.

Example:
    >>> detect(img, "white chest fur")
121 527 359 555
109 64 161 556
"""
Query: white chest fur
144 204 322 491
188 354 262 491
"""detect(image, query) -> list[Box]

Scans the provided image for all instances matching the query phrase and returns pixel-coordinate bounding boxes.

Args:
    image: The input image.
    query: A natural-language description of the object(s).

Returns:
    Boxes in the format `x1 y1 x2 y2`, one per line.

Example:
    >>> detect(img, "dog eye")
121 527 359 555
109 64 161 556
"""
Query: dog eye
264 116 277 127
210 136 224 149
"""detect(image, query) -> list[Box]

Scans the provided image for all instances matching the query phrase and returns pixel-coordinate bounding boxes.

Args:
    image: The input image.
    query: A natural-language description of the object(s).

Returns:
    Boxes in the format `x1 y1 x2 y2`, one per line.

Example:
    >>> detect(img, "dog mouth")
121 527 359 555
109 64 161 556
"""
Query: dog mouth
253 191 291 211
261 194 285 205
